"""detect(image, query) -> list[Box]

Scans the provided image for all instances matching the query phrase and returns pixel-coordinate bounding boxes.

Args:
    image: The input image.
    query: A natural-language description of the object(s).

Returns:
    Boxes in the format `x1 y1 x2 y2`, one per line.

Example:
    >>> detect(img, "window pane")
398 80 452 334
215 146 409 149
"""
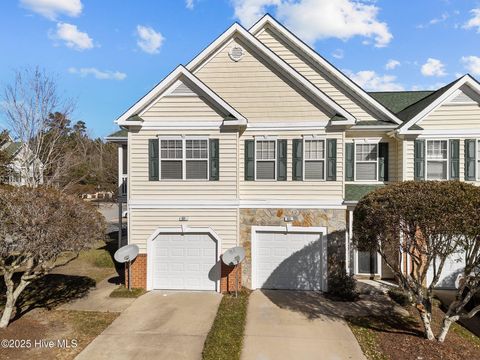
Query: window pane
356 163 377 180
256 161 275 180
305 140 324 160
356 144 377 161
427 161 447 180
427 140 447 160
358 251 378 274
161 140 182 159
186 139 208 159
186 160 208 179
256 141 275 160
161 161 182 179
305 161 324 180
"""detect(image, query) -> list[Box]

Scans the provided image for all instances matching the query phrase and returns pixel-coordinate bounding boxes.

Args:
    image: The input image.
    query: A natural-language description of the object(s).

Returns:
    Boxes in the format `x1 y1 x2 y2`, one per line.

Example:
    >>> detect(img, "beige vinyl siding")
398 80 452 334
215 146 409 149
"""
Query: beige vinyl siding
345 132 400 182
239 130 344 200
256 28 383 122
419 102 480 130
141 94 223 121
129 129 238 200
194 38 330 122
129 208 238 253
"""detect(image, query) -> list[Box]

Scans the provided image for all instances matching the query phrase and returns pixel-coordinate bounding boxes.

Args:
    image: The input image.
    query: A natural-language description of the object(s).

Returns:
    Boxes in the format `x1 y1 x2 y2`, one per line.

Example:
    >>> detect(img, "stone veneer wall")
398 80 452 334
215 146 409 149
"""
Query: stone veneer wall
239 208 347 289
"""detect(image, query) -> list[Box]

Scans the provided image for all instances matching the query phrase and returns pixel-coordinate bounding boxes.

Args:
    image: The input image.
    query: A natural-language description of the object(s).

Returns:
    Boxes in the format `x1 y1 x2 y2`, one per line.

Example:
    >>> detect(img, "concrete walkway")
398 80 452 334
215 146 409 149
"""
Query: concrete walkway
241 290 366 360
76 291 222 360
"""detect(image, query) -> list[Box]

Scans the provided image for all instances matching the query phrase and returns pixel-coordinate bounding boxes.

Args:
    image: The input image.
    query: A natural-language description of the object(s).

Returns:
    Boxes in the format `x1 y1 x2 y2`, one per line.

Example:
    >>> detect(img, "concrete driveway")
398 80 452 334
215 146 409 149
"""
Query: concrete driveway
241 290 365 360
77 291 221 360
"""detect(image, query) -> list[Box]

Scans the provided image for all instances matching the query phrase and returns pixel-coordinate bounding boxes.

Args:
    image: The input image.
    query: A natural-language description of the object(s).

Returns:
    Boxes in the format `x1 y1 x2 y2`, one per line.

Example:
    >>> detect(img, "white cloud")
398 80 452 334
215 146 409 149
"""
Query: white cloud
421 58 447 77
232 0 392 47
136 25 164 54
461 56 480 76
51 22 94 51
416 12 450 29
68 67 126 80
332 49 344 59
347 70 404 91
20 0 82 20
186 0 195 10
464 8 480 32
411 82 446 91
385 59 400 70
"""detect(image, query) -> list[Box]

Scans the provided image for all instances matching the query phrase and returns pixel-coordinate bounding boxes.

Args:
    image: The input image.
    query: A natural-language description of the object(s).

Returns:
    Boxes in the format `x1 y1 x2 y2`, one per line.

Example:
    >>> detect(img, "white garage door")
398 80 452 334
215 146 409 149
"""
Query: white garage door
253 229 326 291
151 233 217 291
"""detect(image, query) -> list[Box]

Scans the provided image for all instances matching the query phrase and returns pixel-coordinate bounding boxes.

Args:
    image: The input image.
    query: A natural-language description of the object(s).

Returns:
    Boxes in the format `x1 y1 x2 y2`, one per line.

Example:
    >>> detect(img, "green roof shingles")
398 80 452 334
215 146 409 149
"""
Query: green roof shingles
368 91 434 114
344 184 384 202
107 129 127 138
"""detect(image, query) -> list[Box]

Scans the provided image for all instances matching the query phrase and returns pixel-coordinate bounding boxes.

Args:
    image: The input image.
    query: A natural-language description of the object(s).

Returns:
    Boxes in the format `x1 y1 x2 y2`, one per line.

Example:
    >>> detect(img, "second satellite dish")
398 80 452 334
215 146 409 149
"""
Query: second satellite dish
114 244 139 263
222 246 246 266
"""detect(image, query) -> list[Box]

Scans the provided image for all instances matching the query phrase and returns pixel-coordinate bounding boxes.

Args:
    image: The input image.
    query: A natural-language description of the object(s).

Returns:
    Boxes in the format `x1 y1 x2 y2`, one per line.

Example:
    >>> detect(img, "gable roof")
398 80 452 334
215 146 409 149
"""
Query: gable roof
368 91 434 114
249 14 403 125
115 65 247 126
397 75 480 134
186 22 355 124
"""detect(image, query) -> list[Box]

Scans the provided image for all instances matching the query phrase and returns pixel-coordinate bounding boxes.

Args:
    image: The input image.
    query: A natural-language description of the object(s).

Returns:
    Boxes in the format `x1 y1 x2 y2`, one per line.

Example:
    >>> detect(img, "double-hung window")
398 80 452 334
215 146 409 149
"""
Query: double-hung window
477 140 480 180
255 140 276 180
159 138 209 180
355 143 378 181
426 140 448 180
304 139 325 180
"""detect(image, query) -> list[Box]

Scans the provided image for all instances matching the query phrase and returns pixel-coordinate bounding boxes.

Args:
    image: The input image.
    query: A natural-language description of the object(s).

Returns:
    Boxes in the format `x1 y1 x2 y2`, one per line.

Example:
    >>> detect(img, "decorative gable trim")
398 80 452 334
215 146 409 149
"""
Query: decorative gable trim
186 22 356 124
397 75 480 134
249 15 402 125
115 65 247 126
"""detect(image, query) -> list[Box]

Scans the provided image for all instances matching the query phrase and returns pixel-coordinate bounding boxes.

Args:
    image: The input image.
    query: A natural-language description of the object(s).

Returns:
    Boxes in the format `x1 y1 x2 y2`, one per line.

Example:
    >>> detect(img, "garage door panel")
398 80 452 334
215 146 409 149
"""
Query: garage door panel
255 231 325 291
151 233 217 291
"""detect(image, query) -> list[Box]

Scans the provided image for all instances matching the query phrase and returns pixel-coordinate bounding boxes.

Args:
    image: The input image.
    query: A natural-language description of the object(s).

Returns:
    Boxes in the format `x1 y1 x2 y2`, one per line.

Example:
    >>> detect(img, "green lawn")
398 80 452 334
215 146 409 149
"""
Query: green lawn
110 286 146 298
202 290 250 360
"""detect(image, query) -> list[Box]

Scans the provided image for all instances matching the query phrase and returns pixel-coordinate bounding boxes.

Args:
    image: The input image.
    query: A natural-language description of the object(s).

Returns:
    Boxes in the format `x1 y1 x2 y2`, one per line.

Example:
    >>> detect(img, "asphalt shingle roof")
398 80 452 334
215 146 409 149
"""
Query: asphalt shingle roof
368 91 434 114
344 184 385 202
107 129 127 138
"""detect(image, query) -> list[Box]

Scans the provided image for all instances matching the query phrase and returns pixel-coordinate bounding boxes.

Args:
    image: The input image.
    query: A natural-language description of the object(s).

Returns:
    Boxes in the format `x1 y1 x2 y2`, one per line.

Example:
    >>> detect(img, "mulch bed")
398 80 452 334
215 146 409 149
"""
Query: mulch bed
349 303 480 360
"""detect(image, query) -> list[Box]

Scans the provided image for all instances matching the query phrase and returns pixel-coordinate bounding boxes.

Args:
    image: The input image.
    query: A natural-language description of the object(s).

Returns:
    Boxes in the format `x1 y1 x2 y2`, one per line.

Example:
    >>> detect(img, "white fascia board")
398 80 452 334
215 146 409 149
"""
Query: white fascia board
397 75 480 134
186 23 356 123
249 15 402 125
115 65 247 126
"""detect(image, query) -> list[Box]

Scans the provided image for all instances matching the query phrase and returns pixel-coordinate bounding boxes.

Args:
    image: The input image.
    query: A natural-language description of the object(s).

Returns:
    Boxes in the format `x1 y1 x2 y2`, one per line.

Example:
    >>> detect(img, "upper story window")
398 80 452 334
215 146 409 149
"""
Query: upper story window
160 138 208 180
255 140 276 180
304 139 325 180
426 140 448 180
477 140 480 180
355 143 378 181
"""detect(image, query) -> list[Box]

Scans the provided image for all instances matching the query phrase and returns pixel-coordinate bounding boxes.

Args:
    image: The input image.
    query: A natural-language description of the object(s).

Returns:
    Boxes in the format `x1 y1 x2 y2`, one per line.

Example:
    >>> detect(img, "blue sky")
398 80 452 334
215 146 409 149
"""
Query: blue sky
0 0 479 137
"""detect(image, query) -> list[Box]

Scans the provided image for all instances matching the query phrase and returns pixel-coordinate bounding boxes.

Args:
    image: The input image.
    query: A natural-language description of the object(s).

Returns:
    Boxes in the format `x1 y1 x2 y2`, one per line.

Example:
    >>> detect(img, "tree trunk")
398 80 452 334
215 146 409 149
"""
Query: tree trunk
0 274 30 328
419 310 435 340
437 316 457 342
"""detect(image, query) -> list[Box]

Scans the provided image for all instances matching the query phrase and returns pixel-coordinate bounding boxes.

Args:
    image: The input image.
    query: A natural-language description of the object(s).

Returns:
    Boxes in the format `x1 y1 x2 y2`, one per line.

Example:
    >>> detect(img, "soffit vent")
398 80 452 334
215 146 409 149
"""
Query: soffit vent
229 45 245 62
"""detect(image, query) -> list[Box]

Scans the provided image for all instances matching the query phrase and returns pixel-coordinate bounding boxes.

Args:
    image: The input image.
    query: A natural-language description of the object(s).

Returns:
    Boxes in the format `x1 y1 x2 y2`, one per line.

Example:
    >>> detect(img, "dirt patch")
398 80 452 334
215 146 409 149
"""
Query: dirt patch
0 308 118 360
348 303 480 360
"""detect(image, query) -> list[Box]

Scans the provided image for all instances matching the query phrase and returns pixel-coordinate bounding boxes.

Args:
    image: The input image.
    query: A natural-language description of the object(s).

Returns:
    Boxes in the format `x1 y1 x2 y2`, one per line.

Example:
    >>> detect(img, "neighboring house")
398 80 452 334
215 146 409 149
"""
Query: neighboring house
107 15 480 293
0 136 43 186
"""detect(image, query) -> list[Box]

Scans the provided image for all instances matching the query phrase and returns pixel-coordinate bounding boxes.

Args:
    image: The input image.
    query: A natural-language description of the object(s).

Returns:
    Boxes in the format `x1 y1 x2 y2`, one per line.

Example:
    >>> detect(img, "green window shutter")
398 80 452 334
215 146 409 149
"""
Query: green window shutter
148 138 159 181
292 139 303 181
414 140 425 180
465 139 476 181
345 143 354 181
449 139 460 180
326 139 337 181
277 140 287 181
244 140 255 181
209 139 219 181
378 142 389 182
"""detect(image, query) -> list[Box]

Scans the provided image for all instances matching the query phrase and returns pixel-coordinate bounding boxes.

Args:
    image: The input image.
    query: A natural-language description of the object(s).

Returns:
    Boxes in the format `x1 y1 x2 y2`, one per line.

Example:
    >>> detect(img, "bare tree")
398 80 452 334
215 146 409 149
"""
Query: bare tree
0 186 105 328
1 67 76 187
353 181 480 342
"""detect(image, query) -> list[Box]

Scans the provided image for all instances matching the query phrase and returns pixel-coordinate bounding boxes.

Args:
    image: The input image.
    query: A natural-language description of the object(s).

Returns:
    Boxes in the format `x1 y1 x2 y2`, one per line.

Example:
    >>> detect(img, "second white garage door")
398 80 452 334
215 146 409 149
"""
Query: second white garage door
151 233 217 291
252 227 327 291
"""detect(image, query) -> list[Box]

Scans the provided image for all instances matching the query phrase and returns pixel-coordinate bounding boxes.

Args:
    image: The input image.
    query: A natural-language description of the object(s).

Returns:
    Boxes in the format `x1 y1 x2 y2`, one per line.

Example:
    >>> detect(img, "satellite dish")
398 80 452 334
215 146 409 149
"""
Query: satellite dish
114 244 139 263
222 246 246 266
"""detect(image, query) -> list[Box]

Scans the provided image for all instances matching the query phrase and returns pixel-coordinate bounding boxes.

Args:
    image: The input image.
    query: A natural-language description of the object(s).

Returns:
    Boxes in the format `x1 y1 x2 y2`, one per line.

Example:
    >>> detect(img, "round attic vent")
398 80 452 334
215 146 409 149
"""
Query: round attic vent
229 45 245 62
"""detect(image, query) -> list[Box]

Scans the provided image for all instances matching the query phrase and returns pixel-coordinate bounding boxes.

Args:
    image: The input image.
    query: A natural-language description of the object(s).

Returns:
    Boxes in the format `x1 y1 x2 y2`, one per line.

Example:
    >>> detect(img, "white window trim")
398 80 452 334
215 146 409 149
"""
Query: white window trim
425 139 449 181
353 139 380 183
302 137 326 181
354 249 382 276
254 138 277 181
476 139 480 181
158 136 209 181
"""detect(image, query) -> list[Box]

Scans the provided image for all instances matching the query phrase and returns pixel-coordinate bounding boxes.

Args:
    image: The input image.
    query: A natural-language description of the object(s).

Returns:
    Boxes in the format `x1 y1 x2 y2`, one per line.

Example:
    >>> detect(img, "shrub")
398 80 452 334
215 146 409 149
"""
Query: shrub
388 289 410 307
328 271 358 301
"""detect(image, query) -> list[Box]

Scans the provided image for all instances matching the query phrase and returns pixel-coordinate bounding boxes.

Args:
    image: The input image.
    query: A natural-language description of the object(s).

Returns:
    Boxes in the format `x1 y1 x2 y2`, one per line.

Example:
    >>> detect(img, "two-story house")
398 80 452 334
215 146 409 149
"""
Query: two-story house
107 15 480 293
